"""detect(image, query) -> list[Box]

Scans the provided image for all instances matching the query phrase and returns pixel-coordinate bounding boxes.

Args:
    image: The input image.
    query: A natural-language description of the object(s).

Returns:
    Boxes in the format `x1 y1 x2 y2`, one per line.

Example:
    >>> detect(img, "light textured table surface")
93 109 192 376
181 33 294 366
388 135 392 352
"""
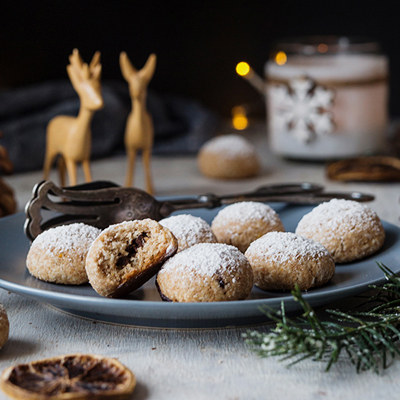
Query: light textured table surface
1 128 400 400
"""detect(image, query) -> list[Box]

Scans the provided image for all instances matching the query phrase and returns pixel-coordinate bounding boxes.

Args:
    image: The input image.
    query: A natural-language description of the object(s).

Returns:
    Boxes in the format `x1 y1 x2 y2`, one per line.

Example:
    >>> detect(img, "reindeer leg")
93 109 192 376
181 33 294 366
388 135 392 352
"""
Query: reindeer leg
57 156 67 187
82 159 92 183
125 149 137 187
43 151 55 180
66 159 78 186
143 149 154 195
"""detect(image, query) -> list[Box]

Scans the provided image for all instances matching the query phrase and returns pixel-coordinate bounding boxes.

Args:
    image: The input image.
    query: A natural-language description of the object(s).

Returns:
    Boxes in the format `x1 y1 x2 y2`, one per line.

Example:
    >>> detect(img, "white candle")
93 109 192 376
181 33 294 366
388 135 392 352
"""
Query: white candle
265 38 389 159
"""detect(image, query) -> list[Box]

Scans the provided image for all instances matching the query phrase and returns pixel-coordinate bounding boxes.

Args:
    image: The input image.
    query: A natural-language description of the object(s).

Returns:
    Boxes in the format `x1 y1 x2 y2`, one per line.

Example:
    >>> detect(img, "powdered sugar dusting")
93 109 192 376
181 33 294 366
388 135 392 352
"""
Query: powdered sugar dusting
296 199 382 236
159 243 248 279
213 201 280 224
33 223 101 255
246 231 331 264
159 214 216 250
200 134 257 159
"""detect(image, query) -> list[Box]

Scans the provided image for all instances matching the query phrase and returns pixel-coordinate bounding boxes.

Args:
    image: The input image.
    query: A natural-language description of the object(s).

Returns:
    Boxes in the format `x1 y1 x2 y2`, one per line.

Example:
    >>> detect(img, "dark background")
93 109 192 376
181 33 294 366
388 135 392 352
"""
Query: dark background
0 1 398 118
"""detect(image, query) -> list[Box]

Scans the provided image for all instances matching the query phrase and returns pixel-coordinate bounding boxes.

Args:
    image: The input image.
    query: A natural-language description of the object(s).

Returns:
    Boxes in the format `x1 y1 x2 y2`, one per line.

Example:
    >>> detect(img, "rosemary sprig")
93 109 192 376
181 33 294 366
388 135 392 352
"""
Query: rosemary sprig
243 262 400 373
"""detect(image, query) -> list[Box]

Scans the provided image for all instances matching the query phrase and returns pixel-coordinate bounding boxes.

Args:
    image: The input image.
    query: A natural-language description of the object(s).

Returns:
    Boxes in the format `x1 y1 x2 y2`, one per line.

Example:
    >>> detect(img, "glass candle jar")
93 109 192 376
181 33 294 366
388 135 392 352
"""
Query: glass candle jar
265 36 389 159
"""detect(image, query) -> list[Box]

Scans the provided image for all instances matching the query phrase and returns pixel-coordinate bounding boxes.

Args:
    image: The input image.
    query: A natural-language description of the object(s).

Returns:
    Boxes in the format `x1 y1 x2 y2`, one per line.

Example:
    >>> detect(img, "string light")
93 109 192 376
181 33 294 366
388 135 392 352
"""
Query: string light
275 51 287 65
232 106 248 130
318 43 328 53
235 62 265 94
236 62 251 77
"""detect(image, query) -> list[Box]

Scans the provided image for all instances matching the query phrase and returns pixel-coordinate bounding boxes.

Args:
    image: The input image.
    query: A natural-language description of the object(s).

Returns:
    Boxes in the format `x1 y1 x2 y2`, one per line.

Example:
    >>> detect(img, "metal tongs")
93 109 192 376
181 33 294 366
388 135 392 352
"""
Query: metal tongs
24 180 375 241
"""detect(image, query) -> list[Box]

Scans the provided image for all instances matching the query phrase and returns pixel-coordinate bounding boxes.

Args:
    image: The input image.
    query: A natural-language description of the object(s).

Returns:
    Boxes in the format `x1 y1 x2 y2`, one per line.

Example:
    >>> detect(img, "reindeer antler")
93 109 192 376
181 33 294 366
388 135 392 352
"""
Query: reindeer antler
119 52 156 83
68 48 101 80
119 52 137 82
139 53 157 83
89 51 102 80
66 48 102 89
66 52 87 87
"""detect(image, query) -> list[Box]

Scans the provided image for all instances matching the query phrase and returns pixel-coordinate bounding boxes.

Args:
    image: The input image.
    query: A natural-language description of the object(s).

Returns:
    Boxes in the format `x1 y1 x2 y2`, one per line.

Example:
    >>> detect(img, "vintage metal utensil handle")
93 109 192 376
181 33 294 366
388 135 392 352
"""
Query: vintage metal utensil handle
24 180 374 241
160 187 373 214
159 182 325 213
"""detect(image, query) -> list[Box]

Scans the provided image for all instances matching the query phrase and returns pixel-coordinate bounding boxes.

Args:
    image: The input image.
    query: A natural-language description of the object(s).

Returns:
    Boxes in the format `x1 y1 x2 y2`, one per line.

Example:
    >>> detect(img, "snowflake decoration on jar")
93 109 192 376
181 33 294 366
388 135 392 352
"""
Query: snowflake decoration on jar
271 76 335 143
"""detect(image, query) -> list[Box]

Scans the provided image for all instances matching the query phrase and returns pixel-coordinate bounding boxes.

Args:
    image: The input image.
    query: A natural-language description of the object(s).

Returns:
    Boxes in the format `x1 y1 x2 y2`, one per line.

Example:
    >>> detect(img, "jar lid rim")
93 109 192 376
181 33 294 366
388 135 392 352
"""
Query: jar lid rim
271 36 381 55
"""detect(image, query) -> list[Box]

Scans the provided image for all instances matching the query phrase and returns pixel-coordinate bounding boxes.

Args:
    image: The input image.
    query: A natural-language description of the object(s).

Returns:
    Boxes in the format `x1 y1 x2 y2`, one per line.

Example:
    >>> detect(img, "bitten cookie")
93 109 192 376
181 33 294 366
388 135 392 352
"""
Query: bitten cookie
211 201 285 252
26 223 101 285
0 304 9 350
156 243 254 302
245 232 335 291
86 219 178 298
295 199 385 263
159 214 217 252
197 134 259 179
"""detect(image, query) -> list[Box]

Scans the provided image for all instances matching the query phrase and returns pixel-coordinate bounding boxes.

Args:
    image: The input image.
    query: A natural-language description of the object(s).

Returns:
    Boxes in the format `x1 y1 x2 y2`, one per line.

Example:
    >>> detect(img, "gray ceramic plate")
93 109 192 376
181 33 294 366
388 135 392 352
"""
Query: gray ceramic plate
0 204 399 329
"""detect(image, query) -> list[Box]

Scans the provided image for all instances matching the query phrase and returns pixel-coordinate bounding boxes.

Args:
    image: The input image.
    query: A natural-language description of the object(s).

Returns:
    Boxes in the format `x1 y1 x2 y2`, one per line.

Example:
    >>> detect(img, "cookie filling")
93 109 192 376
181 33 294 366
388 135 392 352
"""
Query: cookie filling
116 232 149 269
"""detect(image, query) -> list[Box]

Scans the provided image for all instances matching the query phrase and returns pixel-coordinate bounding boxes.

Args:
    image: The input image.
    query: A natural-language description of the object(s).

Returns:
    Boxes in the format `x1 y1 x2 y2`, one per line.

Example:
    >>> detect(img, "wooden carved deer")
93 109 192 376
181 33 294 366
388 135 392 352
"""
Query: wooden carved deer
43 49 103 186
120 52 156 194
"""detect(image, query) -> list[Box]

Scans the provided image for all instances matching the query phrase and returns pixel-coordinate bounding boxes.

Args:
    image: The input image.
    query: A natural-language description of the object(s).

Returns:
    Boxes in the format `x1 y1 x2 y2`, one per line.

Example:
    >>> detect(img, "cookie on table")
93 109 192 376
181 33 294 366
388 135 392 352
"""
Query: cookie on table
159 214 217 252
156 243 254 302
245 231 335 291
26 223 101 285
197 134 260 179
211 201 285 252
295 199 385 263
86 219 177 298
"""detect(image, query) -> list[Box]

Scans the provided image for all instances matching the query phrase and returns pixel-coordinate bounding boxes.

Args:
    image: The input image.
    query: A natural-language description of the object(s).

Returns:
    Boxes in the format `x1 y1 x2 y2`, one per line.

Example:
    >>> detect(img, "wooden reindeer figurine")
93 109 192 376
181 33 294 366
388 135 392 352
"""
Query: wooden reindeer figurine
120 52 157 194
43 49 103 186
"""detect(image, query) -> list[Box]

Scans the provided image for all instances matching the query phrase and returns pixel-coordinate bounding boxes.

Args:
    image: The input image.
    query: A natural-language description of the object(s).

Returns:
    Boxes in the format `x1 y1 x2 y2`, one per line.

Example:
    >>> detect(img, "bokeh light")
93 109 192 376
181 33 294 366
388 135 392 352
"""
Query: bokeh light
236 62 251 76
275 51 287 65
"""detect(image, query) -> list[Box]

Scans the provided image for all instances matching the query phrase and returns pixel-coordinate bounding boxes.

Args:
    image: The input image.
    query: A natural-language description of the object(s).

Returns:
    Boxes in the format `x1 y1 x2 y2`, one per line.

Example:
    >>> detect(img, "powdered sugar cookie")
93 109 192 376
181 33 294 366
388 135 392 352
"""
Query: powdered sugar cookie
156 243 254 302
159 214 217 252
86 219 177 298
295 199 385 263
26 223 101 285
211 201 285 252
197 134 259 179
245 232 335 291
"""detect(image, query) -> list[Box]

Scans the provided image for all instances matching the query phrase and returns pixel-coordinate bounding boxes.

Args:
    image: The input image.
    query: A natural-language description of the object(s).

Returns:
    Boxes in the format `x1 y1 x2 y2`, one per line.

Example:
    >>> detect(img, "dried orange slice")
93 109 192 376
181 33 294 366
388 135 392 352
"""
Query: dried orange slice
327 156 400 182
0 353 136 400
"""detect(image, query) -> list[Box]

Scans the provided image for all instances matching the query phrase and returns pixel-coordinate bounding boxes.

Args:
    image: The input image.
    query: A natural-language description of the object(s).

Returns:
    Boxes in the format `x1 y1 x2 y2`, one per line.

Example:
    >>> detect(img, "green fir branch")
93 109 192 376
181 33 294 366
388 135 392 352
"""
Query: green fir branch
243 263 400 373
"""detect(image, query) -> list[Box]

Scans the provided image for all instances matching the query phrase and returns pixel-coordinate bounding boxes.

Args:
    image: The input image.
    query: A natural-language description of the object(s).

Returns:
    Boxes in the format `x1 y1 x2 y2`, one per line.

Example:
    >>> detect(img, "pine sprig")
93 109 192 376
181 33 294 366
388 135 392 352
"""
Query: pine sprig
243 263 400 373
